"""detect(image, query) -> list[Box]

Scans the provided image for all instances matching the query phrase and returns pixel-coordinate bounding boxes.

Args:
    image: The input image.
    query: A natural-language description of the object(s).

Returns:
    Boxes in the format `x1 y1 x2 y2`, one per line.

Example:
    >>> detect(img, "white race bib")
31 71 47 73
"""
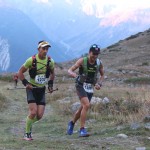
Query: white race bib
35 74 47 84
83 83 94 93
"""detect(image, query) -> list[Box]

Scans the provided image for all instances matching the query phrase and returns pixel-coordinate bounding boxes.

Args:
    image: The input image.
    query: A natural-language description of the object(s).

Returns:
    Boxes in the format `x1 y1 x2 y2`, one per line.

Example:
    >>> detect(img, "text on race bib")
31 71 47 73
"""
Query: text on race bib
35 74 47 84
83 83 94 93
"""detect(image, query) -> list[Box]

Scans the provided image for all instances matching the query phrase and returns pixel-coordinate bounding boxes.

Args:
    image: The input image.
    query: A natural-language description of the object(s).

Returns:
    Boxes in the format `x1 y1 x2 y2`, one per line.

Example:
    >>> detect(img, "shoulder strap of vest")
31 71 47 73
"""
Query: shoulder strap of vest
46 55 51 78
93 58 101 84
31 55 36 68
83 57 101 74
32 55 51 68
29 55 37 78
95 58 101 74
47 55 51 61
96 58 101 70
47 55 51 67
83 56 88 75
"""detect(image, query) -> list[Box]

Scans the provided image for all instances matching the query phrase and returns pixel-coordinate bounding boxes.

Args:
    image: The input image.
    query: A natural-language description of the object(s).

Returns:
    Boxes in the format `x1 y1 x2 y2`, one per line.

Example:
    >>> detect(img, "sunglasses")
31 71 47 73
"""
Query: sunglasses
93 53 99 56
42 47 49 50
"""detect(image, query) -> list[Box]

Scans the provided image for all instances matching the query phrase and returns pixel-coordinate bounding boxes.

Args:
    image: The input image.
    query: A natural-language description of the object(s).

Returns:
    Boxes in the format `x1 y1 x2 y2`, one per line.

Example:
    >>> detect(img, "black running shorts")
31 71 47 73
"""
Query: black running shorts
26 86 46 105
75 82 93 102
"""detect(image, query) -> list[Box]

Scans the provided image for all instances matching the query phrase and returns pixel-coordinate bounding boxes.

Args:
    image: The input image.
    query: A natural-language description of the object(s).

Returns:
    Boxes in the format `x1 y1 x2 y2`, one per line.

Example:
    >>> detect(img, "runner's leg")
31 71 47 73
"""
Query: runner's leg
80 97 90 128
72 106 83 123
25 103 37 133
36 105 45 120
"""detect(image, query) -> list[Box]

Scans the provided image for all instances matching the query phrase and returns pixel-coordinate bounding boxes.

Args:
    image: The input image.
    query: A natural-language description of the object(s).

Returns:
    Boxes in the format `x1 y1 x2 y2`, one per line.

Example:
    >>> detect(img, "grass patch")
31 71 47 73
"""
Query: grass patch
124 77 150 84
0 93 7 111
0 74 13 82
88 86 150 124
0 80 150 150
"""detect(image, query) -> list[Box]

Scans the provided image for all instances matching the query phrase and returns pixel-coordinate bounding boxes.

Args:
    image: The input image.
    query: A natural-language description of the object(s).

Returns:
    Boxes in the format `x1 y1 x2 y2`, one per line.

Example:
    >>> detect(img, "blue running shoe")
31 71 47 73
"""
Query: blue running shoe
67 121 74 135
79 128 90 137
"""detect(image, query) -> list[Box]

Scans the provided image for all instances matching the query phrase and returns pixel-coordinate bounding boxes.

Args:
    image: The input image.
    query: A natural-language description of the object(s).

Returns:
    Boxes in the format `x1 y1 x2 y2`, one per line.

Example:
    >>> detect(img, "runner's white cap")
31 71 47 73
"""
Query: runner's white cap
38 41 51 48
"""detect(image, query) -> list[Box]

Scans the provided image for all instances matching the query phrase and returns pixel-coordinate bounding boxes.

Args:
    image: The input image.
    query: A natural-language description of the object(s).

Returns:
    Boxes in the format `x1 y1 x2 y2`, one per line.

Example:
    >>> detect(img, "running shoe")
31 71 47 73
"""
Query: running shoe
23 132 33 141
79 128 90 137
67 121 74 135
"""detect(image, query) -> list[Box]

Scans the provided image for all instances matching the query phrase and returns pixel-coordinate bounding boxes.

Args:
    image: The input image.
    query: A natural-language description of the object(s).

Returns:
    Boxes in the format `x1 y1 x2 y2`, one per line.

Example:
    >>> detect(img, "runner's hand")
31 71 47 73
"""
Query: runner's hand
95 83 101 90
71 72 77 78
48 87 53 93
26 84 33 90
48 80 53 93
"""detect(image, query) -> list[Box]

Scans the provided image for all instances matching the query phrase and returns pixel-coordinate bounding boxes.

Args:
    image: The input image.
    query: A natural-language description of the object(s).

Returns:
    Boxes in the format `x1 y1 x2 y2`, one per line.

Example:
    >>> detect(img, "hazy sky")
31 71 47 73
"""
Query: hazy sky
31 0 150 26
80 0 150 26
0 0 150 27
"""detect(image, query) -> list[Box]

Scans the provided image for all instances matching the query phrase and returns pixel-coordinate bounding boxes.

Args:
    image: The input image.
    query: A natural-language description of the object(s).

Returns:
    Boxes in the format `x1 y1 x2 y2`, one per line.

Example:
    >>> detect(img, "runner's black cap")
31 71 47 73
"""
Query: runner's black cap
89 44 100 54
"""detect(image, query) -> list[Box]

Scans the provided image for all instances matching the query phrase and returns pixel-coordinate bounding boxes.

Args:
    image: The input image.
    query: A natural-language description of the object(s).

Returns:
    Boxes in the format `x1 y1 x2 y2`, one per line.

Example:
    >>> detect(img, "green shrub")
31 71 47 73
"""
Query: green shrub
124 77 150 84
125 99 142 113
0 74 13 82
142 62 149 66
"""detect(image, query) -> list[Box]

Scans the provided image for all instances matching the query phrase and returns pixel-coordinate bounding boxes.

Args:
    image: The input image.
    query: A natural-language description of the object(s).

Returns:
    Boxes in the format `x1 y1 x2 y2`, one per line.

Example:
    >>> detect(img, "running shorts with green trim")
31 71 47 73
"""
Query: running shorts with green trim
26 86 46 105
75 82 93 102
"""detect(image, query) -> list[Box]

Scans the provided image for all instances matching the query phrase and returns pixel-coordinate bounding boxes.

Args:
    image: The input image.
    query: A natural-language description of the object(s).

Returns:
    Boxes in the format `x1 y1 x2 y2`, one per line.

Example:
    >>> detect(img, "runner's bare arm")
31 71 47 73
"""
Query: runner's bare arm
18 66 33 89
68 58 83 78
48 68 55 92
49 68 55 81
18 66 28 81
98 63 104 86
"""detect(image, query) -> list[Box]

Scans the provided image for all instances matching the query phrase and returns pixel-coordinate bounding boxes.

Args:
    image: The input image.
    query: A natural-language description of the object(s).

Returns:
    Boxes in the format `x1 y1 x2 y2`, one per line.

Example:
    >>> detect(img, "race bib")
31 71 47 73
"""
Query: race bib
35 74 47 84
83 83 94 93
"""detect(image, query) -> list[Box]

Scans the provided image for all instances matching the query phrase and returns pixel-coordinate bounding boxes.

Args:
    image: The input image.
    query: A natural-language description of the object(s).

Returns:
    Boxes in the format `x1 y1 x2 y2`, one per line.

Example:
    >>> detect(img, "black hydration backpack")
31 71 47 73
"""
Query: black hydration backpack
29 55 51 79
78 56 101 84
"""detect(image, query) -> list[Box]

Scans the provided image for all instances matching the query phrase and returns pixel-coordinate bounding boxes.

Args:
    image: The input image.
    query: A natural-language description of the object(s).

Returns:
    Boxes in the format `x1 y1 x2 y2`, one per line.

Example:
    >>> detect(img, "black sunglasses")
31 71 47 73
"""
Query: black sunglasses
93 52 99 56
42 47 49 50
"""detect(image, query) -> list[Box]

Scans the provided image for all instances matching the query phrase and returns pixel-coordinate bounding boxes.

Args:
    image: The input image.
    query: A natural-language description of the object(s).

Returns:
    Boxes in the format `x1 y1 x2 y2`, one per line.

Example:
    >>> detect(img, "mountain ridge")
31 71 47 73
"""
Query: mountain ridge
60 28 150 83
6 1 150 59
0 6 69 72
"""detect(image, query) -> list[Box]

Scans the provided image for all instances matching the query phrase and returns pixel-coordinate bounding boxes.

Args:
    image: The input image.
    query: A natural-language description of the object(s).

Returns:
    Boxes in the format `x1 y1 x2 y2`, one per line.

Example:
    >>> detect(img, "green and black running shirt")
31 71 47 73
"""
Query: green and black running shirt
23 54 54 87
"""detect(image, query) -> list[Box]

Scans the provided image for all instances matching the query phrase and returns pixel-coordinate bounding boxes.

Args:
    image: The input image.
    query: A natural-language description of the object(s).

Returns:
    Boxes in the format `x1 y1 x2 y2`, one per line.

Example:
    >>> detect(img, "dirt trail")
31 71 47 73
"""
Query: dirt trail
0 81 149 150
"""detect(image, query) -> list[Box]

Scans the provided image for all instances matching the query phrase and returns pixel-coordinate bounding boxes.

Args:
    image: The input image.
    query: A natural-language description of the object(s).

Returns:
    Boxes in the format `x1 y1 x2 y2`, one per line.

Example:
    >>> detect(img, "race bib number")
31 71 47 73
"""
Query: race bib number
83 83 94 93
35 74 47 84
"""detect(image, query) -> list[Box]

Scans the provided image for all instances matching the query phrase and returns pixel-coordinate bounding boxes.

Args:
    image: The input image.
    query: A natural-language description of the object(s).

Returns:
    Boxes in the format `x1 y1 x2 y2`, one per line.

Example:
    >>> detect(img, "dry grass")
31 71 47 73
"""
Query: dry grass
0 77 149 149
52 82 150 125
94 85 150 123
124 77 150 84
0 92 7 111
0 74 13 82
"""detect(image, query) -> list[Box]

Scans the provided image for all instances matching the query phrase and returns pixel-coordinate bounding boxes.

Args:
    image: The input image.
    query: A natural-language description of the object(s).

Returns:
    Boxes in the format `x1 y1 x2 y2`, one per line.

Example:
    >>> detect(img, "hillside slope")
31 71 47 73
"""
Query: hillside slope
101 29 150 82
60 28 150 84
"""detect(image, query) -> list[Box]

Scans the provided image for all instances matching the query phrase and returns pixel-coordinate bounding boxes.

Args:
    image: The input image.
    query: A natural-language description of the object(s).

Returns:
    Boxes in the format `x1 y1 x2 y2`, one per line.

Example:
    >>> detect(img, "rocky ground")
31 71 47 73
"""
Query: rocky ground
0 29 150 150
0 80 149 150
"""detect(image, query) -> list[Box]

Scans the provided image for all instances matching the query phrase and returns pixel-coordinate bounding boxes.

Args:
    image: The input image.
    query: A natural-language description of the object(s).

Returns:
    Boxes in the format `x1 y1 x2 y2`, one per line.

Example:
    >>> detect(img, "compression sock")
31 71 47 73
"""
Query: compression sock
32 116 38 123
25 116 35 133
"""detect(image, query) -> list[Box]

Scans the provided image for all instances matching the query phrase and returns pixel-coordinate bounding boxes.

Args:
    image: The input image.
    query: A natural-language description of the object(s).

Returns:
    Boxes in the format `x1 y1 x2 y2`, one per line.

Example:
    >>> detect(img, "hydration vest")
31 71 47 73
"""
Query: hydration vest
78 56 101 84
29 55 51 79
